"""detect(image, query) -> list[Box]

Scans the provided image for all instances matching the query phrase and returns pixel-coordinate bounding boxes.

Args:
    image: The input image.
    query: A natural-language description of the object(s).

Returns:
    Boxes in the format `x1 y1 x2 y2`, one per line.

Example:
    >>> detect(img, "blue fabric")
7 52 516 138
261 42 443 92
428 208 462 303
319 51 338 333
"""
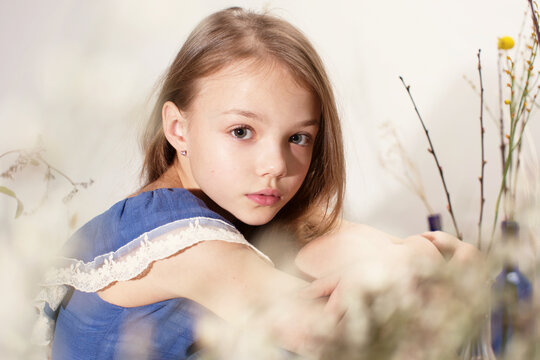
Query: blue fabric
61 188 231 263
50 188 226 360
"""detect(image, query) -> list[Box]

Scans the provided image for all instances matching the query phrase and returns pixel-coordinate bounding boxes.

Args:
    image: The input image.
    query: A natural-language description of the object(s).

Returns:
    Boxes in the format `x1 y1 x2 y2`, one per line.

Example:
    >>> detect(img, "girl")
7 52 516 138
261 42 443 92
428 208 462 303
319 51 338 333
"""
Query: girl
35 7 473 359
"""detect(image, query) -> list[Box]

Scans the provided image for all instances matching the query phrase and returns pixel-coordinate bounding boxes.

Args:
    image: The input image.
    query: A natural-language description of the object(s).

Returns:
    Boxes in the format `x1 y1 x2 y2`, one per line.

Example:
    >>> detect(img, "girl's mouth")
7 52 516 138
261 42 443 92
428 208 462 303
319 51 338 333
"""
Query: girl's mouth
246 189 282 206
246 194 280 206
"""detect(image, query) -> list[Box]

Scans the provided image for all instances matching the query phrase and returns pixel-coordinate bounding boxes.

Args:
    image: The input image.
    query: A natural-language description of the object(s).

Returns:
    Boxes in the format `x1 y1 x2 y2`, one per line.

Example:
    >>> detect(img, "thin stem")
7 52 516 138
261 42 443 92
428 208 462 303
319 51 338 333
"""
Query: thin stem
399 76 462 239
508 42 536 219
462 74 498 125
529 0 540 47
2 148 86 188
506 56 517 218
511 44 538 213
489 123 518 251
36 154 79 187
497 52 508 210
491 56 519 244
0 149 22 159
477 49 486 250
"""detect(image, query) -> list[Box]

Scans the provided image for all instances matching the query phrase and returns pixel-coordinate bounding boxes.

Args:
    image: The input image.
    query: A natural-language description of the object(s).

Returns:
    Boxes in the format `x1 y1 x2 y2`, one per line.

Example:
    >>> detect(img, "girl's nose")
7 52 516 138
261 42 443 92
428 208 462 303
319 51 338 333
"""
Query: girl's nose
256 143 287 178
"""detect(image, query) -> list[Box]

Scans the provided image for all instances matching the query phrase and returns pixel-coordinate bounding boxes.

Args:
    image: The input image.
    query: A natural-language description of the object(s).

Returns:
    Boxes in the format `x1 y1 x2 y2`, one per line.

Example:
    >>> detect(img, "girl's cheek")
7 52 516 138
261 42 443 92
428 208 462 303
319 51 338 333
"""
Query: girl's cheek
290 147 313 168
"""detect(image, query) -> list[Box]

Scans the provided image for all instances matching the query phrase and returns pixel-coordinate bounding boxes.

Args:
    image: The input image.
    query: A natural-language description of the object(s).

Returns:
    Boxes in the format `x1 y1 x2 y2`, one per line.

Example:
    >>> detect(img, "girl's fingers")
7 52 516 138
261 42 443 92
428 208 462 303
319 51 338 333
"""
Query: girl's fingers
298 273 340 300
324 285 346 320
420 231 459 256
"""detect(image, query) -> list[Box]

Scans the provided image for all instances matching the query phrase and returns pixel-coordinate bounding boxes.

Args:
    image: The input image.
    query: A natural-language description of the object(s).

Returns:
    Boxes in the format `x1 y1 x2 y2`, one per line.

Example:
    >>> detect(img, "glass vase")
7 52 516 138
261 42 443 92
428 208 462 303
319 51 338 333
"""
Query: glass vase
490 220 533 357
427 213 442 231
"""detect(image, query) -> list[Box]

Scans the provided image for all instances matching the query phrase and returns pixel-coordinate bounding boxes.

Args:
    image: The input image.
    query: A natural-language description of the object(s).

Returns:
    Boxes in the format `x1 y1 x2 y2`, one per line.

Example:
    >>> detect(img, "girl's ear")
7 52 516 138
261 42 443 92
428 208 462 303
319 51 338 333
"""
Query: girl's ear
162 101 188 151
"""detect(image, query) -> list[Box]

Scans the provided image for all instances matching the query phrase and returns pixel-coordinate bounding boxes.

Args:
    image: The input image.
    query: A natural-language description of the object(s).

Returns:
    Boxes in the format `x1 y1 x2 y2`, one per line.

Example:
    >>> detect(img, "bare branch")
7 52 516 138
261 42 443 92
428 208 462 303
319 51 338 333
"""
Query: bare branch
477 49 487 250
399 76 462 239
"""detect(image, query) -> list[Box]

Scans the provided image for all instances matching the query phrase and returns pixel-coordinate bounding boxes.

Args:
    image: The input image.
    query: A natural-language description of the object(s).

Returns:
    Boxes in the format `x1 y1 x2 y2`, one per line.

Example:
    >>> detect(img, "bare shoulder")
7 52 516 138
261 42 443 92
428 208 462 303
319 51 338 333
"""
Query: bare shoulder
295 221 443 278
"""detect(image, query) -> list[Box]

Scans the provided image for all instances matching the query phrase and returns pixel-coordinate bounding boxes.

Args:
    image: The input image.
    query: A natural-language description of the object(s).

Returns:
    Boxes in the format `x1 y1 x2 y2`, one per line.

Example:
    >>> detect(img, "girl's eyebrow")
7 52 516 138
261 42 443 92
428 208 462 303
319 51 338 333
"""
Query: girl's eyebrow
222 109 319 127
223 109 261 120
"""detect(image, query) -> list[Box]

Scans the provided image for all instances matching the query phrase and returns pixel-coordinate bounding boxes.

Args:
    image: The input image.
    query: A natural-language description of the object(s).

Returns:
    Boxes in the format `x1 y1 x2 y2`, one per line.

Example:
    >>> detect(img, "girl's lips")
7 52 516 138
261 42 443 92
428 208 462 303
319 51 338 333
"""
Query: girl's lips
246 194 281 206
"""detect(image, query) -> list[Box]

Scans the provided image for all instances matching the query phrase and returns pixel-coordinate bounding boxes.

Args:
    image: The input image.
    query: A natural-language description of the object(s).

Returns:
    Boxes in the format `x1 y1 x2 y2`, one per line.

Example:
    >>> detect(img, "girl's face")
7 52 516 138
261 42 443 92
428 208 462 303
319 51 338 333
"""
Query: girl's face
180 61 320 226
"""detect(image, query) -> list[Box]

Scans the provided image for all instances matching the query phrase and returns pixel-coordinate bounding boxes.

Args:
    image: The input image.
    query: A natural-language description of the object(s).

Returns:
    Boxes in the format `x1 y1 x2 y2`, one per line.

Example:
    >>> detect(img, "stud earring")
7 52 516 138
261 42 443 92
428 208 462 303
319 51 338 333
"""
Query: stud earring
180 150 187 156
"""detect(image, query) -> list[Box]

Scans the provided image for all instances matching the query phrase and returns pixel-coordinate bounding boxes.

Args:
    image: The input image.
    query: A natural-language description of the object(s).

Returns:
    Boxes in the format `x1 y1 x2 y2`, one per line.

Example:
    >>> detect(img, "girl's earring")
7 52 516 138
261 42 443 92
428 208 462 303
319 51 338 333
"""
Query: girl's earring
180 150 187 157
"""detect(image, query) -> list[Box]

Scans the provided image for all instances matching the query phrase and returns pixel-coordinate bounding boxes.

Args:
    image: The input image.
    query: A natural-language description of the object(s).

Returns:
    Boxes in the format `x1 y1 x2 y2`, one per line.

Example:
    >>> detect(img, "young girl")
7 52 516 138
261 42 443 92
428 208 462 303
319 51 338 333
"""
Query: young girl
35 7 473 359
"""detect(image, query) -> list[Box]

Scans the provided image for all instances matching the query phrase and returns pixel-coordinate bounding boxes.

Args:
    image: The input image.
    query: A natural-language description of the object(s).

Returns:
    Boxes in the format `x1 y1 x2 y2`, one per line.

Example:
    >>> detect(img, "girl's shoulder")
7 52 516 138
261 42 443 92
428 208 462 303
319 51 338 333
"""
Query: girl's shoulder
50 188 270 293
43 186 273 296
33 188 271 346
63 188 231 262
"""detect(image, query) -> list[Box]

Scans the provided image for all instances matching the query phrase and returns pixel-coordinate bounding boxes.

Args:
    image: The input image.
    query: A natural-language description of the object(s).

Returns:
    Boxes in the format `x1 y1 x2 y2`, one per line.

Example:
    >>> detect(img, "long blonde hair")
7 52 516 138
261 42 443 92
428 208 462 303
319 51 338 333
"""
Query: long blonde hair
140 7 345 241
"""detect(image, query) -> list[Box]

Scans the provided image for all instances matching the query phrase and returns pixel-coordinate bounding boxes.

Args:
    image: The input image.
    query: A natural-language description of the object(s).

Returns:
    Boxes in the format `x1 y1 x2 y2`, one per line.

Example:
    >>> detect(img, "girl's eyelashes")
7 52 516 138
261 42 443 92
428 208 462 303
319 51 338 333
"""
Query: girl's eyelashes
230 126 253 140
289 133 311 146
229 125 312 146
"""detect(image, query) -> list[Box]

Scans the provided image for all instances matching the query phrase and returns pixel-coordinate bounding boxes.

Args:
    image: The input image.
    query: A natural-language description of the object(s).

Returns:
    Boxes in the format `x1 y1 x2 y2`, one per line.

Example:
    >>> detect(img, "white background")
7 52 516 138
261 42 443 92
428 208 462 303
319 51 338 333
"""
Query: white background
0 0 538 239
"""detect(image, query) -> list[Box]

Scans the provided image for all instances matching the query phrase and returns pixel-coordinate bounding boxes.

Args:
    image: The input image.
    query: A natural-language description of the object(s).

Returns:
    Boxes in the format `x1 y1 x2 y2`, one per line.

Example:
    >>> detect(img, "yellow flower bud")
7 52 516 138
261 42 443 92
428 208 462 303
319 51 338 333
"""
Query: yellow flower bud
498 36 515 50
504 99 510 105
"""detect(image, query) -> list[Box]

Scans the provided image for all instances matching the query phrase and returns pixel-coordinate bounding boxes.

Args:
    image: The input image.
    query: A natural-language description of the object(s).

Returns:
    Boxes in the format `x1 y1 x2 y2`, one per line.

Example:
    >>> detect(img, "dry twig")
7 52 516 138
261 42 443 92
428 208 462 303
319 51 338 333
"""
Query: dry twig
399 76 462 239
477 49 487 249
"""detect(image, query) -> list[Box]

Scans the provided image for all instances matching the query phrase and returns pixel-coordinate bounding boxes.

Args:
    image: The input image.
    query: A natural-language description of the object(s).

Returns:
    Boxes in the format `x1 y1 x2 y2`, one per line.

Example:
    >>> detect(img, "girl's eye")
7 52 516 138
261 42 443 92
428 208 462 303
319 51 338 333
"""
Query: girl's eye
231 127 253 139
289 133 310 146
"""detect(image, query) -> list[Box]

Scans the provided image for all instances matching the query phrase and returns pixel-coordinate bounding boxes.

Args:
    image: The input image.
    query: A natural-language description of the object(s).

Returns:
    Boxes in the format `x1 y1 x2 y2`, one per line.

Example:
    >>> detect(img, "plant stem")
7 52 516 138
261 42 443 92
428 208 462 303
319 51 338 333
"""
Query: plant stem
477 49 486 250
529 0 540 46
489 85 524 248
462 74 498 125
0 149 22 159
497 52 508 214
36 154 80 187
399 76 462 239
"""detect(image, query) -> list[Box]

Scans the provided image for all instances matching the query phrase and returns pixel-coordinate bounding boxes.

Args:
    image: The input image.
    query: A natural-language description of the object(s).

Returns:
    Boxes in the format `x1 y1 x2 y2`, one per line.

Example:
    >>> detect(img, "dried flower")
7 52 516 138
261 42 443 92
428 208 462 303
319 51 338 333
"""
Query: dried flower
498 36 516 50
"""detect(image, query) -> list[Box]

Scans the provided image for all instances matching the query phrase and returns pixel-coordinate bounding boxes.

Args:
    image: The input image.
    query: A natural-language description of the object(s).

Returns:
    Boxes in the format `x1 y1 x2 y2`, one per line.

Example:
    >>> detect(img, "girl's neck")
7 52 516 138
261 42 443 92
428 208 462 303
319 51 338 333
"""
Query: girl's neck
133 165 184 196
135 163 255 236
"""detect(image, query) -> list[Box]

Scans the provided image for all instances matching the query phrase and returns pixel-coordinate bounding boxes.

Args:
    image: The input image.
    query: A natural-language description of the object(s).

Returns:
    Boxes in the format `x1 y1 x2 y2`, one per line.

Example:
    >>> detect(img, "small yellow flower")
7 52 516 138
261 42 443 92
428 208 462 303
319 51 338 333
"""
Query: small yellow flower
498 36 515 50
504 99 510 105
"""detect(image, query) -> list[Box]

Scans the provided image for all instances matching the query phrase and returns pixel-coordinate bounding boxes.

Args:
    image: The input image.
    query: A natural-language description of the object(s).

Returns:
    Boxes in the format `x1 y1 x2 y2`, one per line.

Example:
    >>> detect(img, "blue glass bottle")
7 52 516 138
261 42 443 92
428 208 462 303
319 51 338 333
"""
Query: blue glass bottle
491 220 533 356
427 213 442 231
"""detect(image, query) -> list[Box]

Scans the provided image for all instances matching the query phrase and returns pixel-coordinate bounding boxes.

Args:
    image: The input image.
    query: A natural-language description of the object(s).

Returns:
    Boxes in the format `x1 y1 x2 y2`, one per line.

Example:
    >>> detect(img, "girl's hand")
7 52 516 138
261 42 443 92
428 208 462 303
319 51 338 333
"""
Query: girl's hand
298 258 405 321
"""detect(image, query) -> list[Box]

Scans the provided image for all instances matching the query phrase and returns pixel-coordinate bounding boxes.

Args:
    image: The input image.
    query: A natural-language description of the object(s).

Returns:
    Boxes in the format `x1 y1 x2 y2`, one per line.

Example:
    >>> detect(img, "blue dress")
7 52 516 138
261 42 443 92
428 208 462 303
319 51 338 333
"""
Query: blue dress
33 188 271 359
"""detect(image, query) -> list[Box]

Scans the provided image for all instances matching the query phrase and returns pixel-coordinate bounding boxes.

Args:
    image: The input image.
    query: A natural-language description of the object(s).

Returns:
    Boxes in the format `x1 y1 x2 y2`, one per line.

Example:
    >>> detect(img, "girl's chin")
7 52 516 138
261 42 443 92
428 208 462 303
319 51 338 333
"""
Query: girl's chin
233 210 278 227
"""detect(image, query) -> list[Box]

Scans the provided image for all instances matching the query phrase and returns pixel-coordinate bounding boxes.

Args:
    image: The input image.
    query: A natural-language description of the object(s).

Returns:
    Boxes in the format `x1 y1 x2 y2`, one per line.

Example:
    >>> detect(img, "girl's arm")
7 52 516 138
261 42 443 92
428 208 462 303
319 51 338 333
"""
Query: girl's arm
98 240 330 355
295 220 444 279
294 221 480 319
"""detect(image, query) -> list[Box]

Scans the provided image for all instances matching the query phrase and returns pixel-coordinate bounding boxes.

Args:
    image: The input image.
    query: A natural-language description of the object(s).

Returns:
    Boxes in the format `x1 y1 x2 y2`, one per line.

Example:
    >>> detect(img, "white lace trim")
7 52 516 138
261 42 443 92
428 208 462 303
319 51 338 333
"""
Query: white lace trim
33 216 272 346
